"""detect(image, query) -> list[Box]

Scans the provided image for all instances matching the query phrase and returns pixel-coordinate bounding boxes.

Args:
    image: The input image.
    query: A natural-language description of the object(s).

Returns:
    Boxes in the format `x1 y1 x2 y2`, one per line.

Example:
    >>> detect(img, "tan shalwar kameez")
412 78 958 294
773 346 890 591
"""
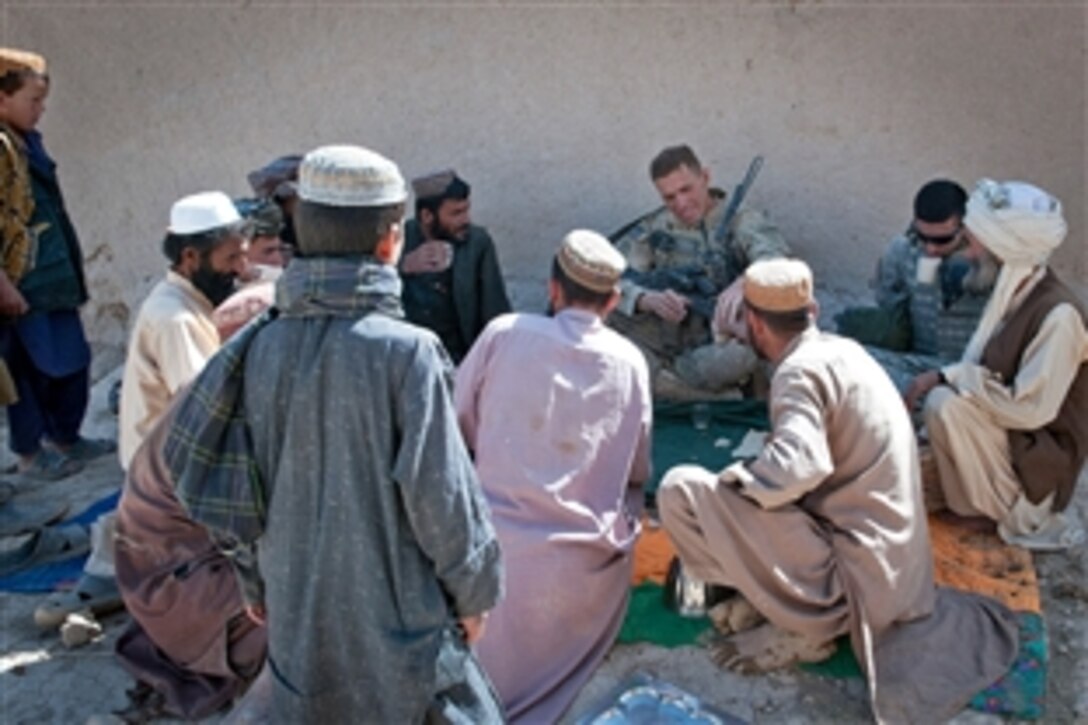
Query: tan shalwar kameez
660 328 1018 721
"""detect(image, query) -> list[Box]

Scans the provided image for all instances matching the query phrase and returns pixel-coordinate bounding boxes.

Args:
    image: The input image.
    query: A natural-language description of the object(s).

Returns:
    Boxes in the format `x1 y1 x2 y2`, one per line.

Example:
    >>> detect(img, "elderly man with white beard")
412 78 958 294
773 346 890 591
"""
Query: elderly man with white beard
907 179 1088 551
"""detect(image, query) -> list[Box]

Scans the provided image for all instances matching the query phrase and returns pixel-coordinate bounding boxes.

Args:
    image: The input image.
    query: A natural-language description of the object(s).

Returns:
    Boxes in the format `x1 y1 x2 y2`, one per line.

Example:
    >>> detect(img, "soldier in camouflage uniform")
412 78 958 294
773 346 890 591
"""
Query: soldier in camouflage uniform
836 180 994 392
610 144 788 399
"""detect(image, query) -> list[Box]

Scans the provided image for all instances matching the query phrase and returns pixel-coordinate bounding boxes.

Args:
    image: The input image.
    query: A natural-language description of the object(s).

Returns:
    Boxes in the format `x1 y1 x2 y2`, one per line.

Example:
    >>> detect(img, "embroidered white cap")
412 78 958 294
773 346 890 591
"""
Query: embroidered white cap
298 145 408 207
556 229 627 293
168 191 243 235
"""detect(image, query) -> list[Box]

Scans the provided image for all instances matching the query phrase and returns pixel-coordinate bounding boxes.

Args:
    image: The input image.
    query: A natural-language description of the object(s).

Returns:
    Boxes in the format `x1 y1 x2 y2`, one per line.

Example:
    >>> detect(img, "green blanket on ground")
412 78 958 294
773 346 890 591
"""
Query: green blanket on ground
645 400 769 497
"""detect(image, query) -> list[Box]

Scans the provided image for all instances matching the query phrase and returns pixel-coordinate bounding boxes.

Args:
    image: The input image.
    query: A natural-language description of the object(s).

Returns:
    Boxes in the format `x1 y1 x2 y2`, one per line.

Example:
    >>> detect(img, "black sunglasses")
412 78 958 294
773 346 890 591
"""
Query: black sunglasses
910 224 963 247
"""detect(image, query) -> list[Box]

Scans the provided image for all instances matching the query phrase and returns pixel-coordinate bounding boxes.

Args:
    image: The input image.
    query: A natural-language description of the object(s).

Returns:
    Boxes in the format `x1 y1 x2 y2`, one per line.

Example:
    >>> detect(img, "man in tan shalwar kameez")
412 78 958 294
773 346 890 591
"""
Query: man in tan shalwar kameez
907 179 1087 551
659 258 1019 722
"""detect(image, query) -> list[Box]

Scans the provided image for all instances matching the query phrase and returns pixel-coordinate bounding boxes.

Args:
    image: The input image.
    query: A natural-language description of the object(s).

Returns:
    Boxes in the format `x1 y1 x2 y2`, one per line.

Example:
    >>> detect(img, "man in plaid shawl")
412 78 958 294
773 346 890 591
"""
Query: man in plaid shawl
170 145 503 722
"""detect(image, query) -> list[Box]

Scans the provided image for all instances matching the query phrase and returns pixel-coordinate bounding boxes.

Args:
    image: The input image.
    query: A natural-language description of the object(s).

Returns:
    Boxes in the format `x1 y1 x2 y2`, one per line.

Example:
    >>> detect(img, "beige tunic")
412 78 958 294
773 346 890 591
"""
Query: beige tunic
659 328 1017 721
118 271 220 469
660 328 934 637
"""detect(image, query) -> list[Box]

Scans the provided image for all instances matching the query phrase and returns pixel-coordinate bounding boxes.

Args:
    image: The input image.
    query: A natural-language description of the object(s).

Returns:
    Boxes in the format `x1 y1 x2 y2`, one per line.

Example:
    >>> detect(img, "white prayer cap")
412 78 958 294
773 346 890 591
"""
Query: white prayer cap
298 145 407 207
556 230 627 293
744 258 814 313
964 179 1067 266
168 191 242 235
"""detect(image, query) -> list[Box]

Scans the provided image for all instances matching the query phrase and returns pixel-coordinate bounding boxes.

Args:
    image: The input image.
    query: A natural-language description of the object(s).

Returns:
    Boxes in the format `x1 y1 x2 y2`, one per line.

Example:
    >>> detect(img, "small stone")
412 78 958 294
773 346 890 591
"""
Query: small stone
60 610 103 648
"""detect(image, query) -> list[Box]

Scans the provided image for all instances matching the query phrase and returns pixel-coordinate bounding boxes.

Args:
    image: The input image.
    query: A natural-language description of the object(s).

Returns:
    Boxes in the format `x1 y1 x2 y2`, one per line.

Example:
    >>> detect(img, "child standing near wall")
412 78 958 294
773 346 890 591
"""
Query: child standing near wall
0 48 114 480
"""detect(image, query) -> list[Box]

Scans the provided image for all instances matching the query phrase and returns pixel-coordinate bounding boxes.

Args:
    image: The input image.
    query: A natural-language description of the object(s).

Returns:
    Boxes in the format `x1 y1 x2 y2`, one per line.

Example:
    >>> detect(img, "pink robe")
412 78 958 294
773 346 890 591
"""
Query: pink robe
455 309 652 723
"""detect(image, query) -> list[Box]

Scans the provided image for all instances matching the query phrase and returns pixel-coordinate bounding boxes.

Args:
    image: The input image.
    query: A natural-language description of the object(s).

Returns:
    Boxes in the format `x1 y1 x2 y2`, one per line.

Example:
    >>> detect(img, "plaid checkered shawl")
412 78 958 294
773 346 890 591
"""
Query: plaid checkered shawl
167 256 404 544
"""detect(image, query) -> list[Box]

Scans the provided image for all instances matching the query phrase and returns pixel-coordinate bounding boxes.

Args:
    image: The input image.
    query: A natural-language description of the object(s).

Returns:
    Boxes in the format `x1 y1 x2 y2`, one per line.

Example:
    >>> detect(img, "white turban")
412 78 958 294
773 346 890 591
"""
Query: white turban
961 179 1068 362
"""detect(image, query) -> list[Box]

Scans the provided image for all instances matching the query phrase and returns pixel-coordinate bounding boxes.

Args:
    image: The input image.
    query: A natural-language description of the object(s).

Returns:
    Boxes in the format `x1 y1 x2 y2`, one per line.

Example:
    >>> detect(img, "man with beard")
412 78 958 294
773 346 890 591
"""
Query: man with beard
79 192 256 721
33 192 248 653
118 190 248 464
836 180 995 392
658 258 1019 722
399 169 510 362
907 179 1087 550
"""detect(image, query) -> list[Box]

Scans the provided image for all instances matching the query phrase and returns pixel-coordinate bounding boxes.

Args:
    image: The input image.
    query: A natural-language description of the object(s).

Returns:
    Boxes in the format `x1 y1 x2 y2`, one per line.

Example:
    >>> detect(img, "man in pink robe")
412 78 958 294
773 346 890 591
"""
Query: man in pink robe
455 230 652 723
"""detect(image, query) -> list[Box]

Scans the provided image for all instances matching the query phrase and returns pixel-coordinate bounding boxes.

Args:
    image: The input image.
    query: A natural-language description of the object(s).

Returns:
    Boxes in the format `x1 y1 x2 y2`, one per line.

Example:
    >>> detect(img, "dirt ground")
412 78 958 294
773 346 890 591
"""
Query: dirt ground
1 367 1086 724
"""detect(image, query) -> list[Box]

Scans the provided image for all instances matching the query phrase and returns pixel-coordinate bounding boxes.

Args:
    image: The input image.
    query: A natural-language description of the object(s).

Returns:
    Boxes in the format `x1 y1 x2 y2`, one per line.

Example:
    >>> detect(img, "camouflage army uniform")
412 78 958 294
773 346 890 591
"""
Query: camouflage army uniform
864 233 991 391
610 189 788 394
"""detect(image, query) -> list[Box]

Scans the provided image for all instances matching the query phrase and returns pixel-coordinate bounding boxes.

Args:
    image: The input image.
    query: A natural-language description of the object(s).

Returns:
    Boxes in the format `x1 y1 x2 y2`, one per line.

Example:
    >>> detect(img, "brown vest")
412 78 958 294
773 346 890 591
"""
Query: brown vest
980 270 1088 511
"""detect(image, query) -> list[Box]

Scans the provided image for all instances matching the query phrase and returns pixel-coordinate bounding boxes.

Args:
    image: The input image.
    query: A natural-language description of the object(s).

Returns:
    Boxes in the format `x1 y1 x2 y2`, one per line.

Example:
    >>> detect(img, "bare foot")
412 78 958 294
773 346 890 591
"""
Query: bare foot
708 595 765 635
709 622 836 674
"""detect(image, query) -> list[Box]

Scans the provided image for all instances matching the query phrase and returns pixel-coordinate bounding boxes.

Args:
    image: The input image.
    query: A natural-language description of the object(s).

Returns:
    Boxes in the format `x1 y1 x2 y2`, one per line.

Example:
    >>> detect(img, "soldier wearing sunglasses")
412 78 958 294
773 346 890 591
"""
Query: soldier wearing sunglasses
836 179 994 391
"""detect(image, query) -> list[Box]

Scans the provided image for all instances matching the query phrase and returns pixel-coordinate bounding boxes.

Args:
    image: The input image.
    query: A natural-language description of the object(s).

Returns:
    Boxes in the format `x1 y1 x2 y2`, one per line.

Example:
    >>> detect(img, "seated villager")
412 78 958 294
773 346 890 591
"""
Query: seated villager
399 169 511 363
113 398 266 721
454 230 652 723
837 179 994 391
610 144 789 400
658 258 1018 722
907 179 1087 550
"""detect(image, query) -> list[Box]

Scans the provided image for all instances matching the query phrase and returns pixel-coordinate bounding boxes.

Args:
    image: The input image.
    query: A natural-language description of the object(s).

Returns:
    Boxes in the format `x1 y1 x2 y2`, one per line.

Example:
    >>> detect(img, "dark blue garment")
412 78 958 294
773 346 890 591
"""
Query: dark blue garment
4 311 89 454
23 129 52 172
3 131 92 456
13 309 89 377
18 130 88 311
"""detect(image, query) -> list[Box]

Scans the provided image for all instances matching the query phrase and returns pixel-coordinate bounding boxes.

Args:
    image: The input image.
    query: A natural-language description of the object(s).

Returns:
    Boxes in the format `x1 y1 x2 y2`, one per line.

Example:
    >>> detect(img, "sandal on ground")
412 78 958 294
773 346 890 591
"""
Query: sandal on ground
0 490 69 537
34 571 124 629
53 437 118 463
16 449 84 482
0 524 89 577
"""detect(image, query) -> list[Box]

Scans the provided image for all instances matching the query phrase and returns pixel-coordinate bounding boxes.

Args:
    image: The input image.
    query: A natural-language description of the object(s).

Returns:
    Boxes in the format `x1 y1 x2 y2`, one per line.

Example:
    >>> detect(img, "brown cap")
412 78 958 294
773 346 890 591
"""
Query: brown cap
744 258 813 312
0 48 46 77
247 154 302 199
556 229 626 293
411 169 459 200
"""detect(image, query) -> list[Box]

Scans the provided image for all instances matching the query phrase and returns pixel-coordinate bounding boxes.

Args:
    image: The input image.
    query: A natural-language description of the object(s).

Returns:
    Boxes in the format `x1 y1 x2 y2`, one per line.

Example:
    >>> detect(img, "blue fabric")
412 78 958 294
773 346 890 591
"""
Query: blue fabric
5 311 90 453
22 130 52 174
0 489 119 592
14 309 90 377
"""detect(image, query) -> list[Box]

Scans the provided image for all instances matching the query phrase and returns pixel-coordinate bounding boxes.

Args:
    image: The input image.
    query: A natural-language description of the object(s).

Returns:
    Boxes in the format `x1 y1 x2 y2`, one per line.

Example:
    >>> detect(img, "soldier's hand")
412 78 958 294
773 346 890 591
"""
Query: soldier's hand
638 289 689 324
401 240 453 275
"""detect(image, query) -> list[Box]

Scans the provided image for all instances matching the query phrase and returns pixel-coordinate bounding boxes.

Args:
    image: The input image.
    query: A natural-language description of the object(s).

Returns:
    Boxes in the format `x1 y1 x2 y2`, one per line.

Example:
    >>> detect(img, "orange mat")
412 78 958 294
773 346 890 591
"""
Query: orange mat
632 513 1040 613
